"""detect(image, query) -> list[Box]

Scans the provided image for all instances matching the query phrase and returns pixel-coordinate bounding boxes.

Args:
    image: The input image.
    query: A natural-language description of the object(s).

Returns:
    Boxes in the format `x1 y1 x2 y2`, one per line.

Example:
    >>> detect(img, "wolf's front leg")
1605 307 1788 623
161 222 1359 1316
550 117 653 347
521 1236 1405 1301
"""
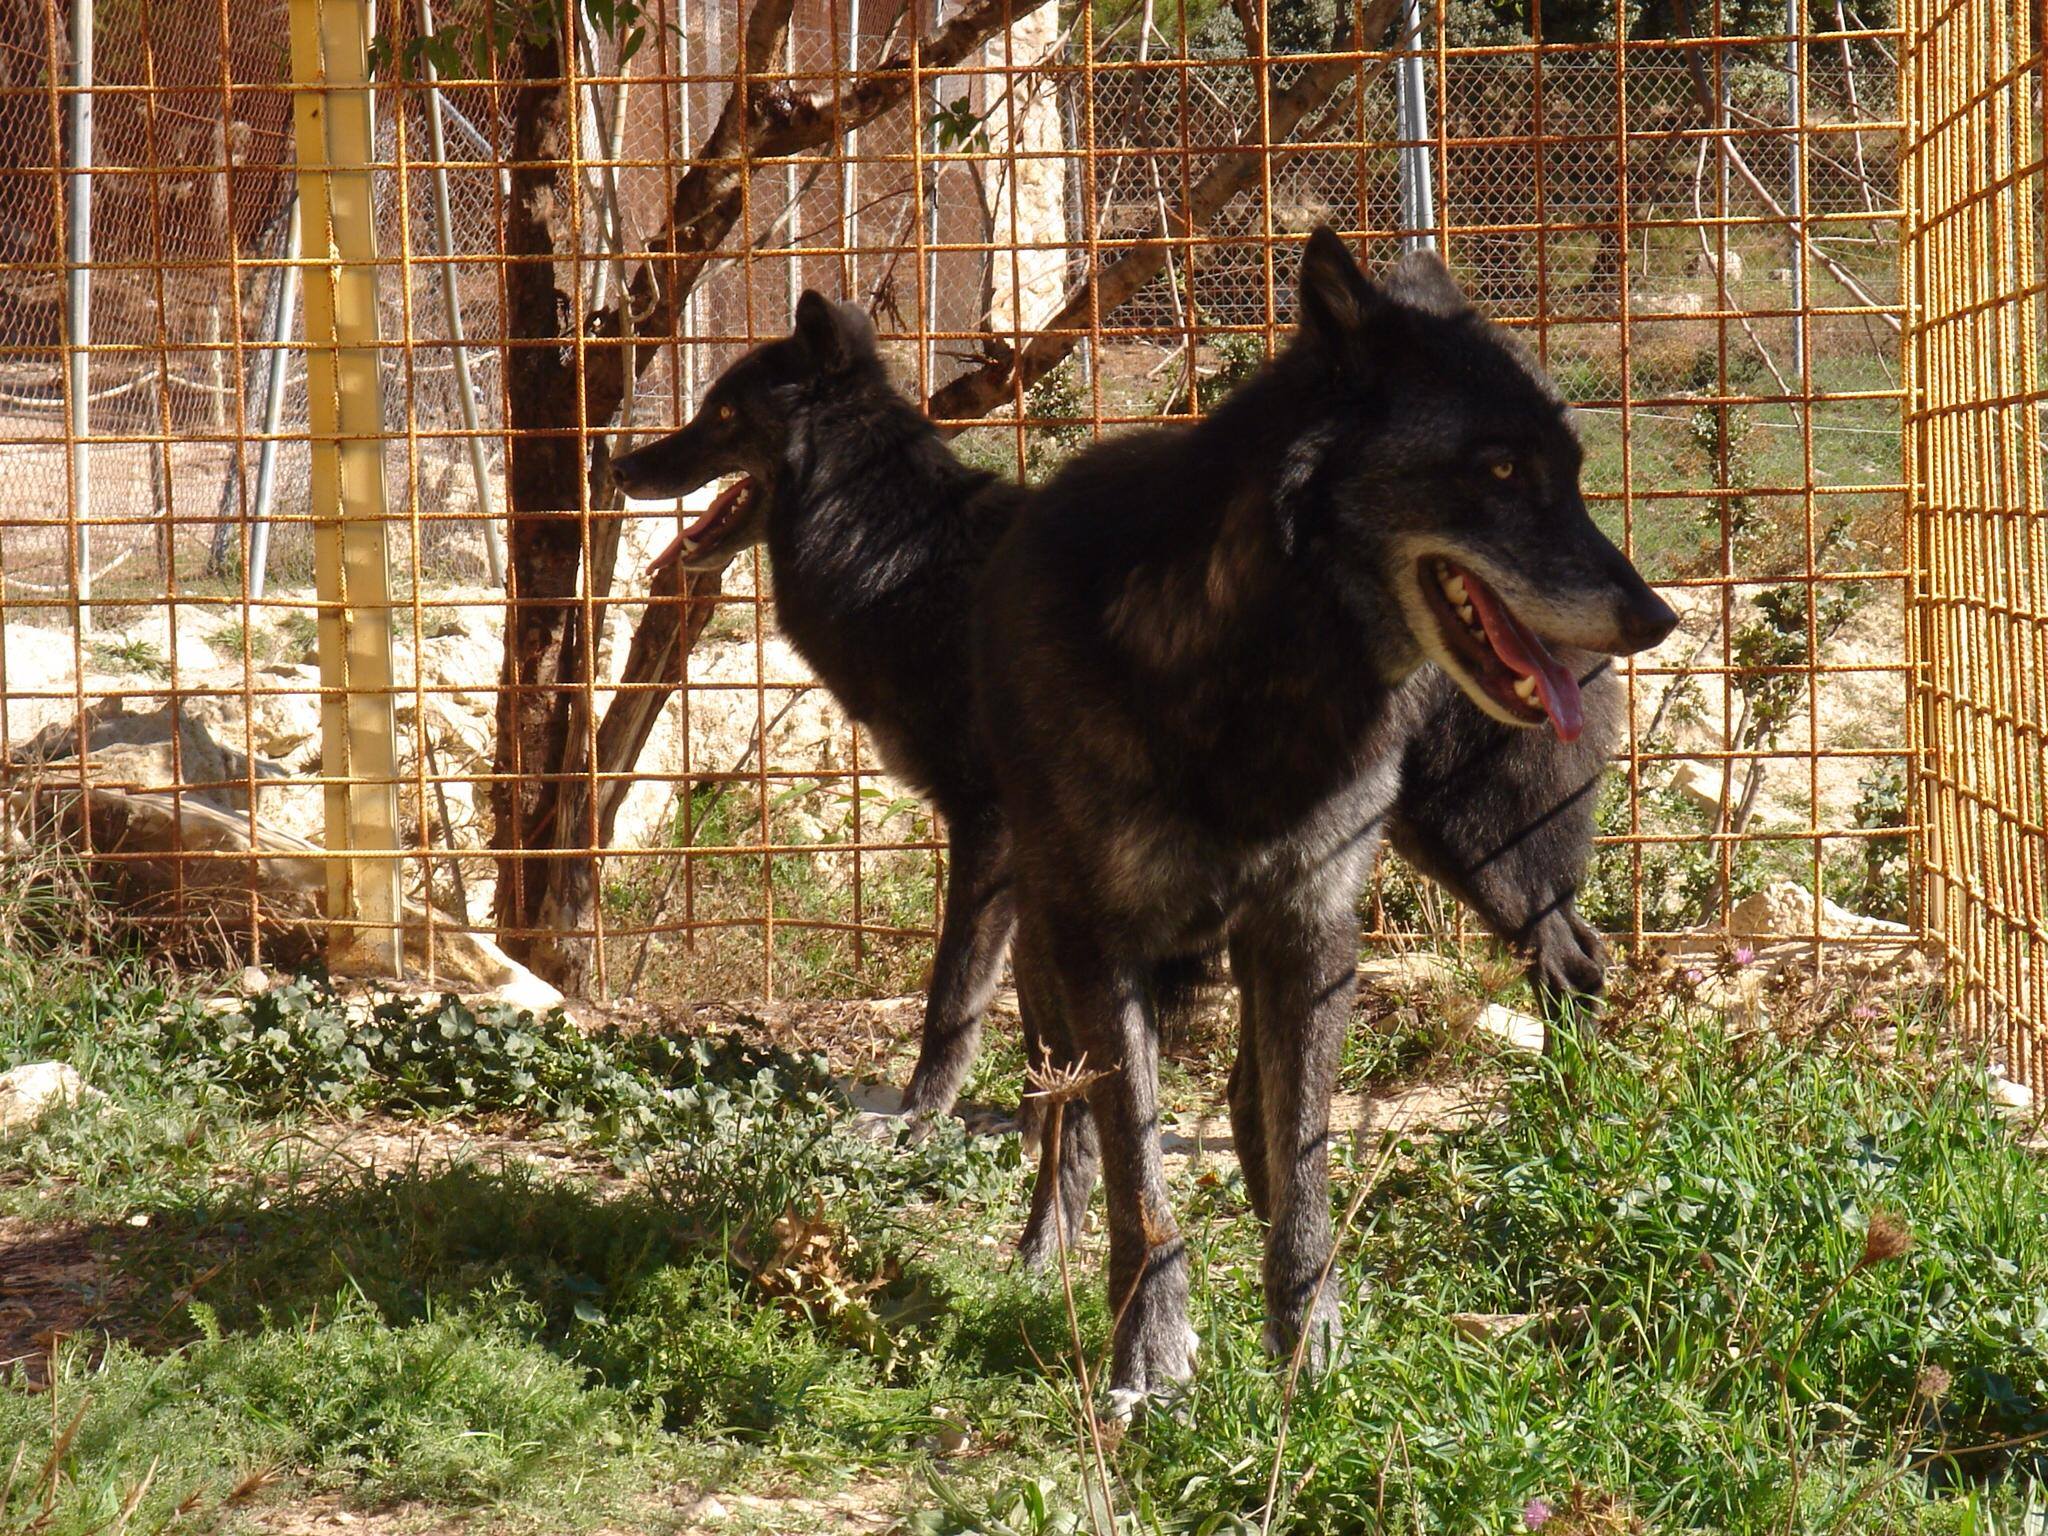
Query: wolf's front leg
1053 941 1195 1409
1227 896 1357 1372
901 810 1015 1120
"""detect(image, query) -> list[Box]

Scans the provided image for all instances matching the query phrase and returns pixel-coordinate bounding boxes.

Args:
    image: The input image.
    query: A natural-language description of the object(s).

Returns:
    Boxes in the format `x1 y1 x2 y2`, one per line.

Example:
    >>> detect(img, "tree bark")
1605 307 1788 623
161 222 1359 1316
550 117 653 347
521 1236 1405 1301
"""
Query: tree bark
492 0 1066 988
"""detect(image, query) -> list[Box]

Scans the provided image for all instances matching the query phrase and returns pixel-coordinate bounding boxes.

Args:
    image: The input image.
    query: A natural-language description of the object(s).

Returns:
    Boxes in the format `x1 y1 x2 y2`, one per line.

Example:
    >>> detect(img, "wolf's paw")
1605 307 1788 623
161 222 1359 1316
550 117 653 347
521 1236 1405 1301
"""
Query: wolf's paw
1107 1263 1197 1411
1262 1290 1345 1375
1105 1326 1200 1421
1015 1196 1088 1272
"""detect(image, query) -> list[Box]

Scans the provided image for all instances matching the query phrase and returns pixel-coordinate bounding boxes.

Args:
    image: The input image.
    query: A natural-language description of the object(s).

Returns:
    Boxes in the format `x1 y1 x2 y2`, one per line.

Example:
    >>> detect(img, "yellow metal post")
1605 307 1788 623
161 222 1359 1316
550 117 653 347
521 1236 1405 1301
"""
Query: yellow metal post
287 0 402 974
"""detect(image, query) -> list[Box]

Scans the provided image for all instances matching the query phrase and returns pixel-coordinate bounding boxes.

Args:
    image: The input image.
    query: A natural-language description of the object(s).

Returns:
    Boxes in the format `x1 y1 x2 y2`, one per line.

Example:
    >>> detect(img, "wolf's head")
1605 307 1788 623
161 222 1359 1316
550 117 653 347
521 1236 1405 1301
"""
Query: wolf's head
1286 227 1675 741
613 291 881 574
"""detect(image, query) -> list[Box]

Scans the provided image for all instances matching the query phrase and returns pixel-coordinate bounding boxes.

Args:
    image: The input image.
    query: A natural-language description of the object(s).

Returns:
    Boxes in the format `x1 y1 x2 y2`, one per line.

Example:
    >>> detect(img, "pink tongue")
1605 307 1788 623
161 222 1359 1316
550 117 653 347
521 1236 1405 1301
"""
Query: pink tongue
645 478 750 576
684 478 749 540
1463 573 1584 742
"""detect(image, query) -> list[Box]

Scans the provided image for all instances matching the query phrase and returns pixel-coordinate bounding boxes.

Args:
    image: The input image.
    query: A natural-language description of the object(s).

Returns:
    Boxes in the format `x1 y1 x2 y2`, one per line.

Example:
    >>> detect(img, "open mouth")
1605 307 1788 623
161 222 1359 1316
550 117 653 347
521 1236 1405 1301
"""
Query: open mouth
1419 557 1584 742
645 476 757 576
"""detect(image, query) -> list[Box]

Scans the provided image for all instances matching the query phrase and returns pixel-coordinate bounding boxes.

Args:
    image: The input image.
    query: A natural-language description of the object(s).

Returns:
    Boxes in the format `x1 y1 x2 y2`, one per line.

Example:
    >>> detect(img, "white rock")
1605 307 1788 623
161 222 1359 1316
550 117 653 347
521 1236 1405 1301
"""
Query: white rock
397 920 565 1013
1359 951 1459 991
1669 759 1728 815
1474 1003 1546 1054
1686 247 1745 282
1989 1071 2034 1111
238 965 271 996
1728 880 1912 941
0 1062 104 1133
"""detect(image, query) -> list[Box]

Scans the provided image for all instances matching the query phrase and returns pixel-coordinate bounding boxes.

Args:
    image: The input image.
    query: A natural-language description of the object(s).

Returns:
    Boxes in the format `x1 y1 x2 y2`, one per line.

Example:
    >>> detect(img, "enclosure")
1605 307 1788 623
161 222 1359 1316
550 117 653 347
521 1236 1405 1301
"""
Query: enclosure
0 7 2042 1046
0 0 2046 1527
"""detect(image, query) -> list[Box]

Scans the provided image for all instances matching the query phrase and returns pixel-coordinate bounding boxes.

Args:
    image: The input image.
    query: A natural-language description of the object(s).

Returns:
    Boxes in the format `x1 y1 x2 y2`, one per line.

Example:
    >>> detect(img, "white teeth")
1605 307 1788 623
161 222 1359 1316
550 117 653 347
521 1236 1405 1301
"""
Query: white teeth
1442 574 1469 605
1513 676 1541 705
1457 603 1477 625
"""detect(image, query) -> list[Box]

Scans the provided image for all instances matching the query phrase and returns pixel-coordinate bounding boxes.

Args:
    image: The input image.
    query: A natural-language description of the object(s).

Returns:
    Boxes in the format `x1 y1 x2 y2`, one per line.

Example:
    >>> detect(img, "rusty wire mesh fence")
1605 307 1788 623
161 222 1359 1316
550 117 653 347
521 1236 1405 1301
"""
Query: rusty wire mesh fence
0 0 2039 1081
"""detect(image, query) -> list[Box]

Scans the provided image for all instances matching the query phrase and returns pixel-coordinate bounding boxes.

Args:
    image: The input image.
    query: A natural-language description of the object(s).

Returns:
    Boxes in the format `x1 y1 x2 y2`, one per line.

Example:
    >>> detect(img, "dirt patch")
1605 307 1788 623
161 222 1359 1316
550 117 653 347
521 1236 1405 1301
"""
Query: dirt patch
687 1478 909 1533
244 1493 467 1535
255 1114 617 1188
0 1214 128 1386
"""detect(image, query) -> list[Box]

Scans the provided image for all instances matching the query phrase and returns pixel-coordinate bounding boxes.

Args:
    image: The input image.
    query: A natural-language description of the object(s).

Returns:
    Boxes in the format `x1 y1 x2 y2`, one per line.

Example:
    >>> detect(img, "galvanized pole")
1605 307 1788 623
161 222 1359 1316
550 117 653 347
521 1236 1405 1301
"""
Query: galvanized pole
248 196 303 602
1785 0 1806 379
842 0 860 303
418 0 505 585
65 0 94 631
786 24 801 320
678 10 698 408
1395 0 1435 252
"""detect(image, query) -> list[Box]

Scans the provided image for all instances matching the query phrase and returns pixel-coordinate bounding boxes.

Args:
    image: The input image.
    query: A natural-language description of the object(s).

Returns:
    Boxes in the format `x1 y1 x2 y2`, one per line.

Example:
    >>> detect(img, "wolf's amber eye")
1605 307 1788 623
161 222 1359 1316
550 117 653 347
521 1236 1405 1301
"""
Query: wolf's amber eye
1489 459 1516 481
716 404 736 423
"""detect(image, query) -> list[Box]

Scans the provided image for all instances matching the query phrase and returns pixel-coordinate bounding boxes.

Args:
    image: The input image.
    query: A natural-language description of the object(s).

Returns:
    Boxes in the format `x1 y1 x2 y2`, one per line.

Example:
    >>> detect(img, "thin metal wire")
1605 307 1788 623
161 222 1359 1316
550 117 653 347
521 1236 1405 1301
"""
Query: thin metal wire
0 0 1999 1041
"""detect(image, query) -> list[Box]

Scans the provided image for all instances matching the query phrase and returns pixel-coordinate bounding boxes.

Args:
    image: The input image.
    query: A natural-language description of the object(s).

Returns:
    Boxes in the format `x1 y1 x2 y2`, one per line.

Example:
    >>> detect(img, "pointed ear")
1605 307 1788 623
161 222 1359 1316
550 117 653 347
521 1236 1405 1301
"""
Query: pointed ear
1384 249 1473 318
1297 226 1387 348
792 289 873 373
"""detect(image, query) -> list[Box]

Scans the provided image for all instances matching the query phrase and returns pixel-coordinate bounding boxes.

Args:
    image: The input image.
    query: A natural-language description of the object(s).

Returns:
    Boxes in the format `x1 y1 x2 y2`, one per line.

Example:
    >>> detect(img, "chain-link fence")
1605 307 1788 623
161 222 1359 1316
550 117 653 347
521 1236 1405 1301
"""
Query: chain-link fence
0 0 2038 1082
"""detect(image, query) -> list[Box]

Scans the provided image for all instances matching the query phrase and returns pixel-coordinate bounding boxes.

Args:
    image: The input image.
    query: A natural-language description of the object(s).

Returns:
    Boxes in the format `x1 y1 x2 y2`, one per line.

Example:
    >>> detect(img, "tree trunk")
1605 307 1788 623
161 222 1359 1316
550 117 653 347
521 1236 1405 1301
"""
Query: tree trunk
492 17 590 964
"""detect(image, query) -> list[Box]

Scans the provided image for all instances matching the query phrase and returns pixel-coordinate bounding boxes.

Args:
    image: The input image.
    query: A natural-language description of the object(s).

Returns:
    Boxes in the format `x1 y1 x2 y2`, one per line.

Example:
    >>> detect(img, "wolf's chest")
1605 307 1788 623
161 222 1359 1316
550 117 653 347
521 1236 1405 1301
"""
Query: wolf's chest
1093 761 1400 951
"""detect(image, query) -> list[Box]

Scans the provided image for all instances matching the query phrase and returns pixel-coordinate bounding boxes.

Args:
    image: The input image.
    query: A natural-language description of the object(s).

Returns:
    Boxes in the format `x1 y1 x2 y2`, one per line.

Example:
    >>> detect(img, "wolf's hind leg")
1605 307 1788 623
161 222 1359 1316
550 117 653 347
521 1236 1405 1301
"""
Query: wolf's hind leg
901 811 1015 1120
1017 929 1099 1269
1226 1010 1273 1223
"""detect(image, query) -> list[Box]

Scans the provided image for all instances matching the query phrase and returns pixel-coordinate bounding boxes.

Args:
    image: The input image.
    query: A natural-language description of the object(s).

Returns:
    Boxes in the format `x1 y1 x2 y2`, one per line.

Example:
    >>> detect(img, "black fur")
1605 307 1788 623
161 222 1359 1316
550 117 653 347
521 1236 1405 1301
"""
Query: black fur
1391 659 1618 1011
974 229 1675 1404
614 297 1025 1122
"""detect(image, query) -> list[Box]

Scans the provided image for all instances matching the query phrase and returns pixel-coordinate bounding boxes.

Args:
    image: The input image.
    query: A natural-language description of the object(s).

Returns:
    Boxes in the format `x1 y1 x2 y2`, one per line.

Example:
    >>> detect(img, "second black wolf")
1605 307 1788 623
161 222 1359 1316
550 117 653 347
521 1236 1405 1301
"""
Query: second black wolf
613 290 1622 1143
614 293 1024 1124
976 231 1675 1405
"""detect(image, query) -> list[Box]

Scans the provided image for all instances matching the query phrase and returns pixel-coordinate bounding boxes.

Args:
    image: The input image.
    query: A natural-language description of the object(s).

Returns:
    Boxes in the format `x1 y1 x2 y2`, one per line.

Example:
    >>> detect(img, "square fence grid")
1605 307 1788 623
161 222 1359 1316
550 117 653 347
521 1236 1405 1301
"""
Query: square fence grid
0 0 2041 1084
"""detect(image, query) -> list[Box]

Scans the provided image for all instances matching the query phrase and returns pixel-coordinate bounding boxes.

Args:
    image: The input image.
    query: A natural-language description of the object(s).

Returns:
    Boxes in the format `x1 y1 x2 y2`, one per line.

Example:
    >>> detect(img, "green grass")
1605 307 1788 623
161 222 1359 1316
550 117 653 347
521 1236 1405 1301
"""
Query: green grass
5 866 2047 1532
1091 1009 2048 1534
3 1304 653 1534
604 779 944 1004
85 634 170 680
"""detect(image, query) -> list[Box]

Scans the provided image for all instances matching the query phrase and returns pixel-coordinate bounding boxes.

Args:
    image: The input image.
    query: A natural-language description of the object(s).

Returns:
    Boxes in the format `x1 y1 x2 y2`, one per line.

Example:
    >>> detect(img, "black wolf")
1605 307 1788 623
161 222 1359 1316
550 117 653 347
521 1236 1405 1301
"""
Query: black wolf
975 229 1674 1405
613 293 1025 1126
612 293 1623 1149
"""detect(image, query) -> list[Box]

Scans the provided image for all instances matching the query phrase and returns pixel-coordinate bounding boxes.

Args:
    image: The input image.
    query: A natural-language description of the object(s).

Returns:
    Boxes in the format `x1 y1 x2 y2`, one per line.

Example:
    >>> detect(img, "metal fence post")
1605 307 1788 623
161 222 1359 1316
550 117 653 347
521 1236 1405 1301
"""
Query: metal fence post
1395 0 1436 253
248 197 303 602
287 0 403 975
65 0 94 633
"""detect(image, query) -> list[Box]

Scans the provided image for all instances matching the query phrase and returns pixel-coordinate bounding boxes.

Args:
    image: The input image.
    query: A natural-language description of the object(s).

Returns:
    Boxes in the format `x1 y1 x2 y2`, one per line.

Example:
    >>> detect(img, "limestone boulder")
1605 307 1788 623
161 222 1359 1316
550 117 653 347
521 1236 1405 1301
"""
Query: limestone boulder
0 1062 104 1134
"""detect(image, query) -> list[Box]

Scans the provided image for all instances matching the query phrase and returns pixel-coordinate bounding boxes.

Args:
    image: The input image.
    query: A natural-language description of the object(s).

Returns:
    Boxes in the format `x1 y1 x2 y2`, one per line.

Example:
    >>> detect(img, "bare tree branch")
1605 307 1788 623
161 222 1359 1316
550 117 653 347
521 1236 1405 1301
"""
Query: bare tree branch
579 0 1062 429
926 0 1404 425
1670 0 1900 333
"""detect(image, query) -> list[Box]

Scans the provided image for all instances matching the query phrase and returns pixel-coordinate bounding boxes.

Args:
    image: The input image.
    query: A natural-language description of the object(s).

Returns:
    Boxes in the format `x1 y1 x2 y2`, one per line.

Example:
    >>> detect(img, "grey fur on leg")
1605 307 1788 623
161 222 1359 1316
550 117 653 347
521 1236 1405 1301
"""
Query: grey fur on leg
1060 948 1197 1405
1018 1096 1101 1271
1226 1025 1273 1223
1015 930 1100 1268
1229 885 1360 1373
900 812 1016 1121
